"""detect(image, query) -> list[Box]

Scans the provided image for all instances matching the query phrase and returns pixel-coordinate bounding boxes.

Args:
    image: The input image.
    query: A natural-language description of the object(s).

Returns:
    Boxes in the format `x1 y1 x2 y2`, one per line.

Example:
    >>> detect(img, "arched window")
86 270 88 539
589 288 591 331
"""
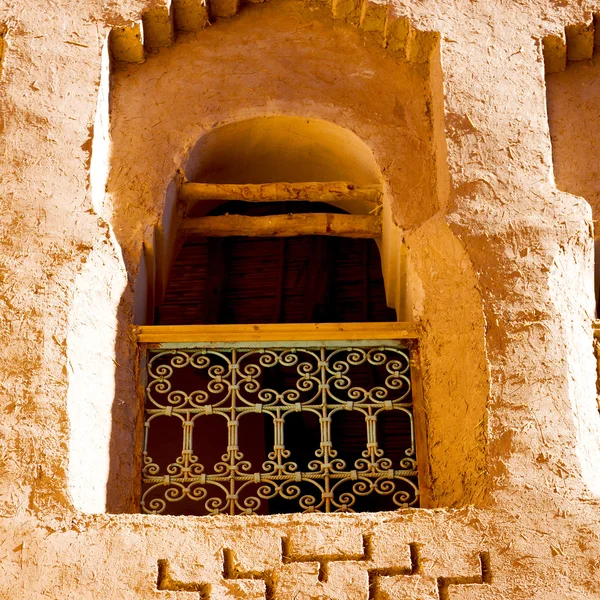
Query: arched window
137 118 424 515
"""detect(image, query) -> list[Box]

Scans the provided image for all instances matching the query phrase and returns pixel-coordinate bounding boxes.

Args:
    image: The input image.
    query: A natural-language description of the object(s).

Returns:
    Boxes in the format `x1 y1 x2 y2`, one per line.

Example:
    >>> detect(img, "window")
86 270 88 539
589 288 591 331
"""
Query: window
138 189 423 515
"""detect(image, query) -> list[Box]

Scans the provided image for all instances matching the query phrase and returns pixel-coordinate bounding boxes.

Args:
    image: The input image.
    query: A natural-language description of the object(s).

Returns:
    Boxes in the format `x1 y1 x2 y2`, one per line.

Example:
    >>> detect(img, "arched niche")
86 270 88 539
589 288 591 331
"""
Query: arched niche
149 116 406 325
186 117 380 187
107 0 445 295
184 116 383 216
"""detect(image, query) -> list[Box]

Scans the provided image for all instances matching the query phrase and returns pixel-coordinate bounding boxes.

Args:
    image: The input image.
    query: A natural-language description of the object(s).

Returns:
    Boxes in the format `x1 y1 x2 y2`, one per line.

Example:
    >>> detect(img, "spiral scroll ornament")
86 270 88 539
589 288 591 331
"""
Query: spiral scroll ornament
141 344 419 515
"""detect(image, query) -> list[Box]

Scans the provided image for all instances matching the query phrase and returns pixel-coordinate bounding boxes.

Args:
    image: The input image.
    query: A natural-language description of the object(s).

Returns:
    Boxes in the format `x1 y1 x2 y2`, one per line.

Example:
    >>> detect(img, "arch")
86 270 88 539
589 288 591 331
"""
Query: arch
183 116 383 218
186 117 380 195
152 116 407 324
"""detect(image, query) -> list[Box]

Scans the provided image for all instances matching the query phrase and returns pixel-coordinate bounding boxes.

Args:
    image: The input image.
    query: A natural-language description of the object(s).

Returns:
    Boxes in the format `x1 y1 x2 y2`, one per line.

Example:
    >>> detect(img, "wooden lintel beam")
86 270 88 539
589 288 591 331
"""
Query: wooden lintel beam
179 181 382 204
133 321 420 343
180 213 381 238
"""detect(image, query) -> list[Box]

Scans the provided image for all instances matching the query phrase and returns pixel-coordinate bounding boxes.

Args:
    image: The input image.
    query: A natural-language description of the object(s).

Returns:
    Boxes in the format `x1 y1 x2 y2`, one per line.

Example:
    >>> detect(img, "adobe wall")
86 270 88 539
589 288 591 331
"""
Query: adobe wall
1 0 600 598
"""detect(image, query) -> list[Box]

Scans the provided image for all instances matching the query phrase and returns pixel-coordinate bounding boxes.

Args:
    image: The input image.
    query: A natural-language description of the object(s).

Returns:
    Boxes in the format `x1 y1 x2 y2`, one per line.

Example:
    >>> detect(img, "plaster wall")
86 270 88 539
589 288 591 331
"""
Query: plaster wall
0 0 600 598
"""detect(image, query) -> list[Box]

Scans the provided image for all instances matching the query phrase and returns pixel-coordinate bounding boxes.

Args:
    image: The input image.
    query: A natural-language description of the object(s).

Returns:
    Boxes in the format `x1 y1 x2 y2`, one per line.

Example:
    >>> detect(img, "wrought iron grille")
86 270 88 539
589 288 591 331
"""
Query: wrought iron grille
141 341 419 515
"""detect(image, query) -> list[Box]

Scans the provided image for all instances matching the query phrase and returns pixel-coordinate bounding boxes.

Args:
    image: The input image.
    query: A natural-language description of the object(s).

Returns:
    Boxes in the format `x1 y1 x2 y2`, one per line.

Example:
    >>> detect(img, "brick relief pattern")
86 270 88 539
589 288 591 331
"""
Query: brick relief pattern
156 535 492 599
157 559 211 598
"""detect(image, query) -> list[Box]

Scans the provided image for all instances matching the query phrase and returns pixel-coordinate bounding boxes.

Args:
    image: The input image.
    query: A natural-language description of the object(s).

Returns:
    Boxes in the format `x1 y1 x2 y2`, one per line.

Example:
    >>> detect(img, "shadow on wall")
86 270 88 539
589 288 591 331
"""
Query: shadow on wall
544 24 600 311
544 23 600 498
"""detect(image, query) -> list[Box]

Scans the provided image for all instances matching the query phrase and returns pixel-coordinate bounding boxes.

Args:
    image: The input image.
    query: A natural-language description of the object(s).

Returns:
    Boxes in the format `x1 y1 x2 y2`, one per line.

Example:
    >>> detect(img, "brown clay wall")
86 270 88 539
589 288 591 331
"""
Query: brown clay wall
0 0 600 598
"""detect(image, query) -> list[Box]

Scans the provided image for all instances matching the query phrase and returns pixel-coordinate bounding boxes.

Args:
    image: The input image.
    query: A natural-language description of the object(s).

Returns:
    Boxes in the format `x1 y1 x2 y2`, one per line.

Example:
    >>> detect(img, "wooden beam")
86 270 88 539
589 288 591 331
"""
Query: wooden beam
133 321 420 343
180 214 381 238
180 181 382 204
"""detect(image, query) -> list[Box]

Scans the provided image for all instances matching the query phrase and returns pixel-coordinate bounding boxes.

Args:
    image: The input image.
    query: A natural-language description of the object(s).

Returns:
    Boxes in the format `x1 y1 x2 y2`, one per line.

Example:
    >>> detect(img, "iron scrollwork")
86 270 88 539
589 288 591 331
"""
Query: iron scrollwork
141 344 419 515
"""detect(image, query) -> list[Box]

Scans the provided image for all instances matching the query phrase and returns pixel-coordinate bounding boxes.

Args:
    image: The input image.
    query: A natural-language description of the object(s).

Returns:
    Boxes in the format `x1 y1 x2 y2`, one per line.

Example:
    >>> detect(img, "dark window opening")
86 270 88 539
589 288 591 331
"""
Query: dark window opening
142 200 419 515
156 201 396 325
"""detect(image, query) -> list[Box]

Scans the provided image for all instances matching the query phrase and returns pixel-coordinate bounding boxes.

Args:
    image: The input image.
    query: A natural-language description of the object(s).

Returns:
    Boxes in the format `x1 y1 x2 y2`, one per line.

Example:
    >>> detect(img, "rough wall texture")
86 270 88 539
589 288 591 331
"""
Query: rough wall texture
1 0 600 598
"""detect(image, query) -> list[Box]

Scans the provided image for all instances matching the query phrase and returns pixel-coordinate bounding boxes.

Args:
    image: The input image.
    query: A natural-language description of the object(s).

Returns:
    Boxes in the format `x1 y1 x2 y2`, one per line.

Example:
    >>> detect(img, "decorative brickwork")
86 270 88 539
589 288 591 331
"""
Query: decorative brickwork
157 537 492 599
107 0 437 66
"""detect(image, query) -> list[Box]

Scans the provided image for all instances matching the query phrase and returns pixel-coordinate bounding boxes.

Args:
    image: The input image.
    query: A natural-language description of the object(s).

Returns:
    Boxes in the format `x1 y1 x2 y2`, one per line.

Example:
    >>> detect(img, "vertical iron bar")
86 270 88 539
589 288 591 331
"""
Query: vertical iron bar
320 347 331 512
274 406 284 469
182 411 192 482
407 340 428 508
229 348 238 515
366 406 376 471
